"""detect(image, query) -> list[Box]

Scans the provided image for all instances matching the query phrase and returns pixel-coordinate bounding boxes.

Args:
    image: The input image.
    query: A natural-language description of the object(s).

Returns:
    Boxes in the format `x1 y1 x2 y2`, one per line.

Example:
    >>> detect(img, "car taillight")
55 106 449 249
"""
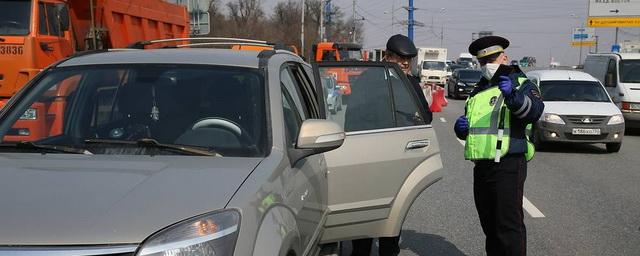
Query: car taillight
622 102 631 110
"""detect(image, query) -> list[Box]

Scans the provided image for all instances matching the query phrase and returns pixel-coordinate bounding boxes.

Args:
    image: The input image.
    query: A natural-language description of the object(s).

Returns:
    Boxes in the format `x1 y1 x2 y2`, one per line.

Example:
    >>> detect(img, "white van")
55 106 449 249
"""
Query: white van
583 53 640 128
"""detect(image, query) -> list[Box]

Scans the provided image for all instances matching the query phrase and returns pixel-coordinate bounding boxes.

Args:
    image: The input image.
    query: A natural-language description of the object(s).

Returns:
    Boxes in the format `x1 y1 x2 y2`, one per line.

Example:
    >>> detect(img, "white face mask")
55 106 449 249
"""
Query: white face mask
481 63 500 80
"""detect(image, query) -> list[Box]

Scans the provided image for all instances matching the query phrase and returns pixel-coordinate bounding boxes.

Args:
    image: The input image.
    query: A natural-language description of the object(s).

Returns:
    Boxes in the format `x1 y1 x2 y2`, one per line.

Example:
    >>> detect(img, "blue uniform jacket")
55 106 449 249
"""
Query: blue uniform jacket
455 65 545 154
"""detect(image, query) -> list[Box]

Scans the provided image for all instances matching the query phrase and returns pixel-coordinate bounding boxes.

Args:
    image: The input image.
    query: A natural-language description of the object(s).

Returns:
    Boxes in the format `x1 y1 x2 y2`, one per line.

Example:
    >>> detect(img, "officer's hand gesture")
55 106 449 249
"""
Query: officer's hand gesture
498 76 513 95
454 115 469 135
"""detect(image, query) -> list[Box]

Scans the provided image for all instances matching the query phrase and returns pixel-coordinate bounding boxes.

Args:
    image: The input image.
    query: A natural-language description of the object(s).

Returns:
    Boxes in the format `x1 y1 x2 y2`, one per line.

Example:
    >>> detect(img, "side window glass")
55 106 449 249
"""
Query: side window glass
388 68 425 127
605 59 617 87
280 68 309 119
46 3 61 36
281 86 303 147
38 3 48 35
318 66 395 132
290 65 319 119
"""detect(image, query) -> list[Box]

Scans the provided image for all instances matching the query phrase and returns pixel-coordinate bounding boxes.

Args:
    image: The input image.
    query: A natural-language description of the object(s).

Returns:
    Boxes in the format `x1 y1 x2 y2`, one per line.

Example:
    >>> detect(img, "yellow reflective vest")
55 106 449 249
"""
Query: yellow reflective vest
464 77 535 162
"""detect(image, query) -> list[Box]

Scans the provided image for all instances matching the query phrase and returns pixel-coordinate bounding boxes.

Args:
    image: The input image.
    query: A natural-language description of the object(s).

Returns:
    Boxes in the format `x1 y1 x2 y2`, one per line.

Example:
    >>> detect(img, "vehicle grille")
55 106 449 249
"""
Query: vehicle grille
428 76 441 80
564 115 607 125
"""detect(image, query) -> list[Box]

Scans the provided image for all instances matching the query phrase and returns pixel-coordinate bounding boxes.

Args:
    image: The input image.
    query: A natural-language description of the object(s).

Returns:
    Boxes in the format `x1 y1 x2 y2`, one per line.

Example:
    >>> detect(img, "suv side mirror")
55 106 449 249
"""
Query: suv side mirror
289 119 344 165
297 119 344 150
605 73 616 87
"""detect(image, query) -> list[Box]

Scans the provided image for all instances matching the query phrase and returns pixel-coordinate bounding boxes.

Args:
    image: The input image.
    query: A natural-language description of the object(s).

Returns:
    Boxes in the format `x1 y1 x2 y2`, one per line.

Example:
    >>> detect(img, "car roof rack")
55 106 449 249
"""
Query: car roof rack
128 37 273 49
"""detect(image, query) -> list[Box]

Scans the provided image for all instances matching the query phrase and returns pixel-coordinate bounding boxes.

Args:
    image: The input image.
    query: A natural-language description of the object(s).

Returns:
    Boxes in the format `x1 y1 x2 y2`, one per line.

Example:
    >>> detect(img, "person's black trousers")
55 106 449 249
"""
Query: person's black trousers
473 154 527 256
351 236 400 256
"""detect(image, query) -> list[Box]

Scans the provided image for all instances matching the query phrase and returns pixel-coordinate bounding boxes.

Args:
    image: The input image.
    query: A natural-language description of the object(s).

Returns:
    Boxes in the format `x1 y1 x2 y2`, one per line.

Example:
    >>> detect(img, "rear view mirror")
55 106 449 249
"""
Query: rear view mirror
190 11 210 35
297 119 344 150
605 73 615 87
289 119 344 166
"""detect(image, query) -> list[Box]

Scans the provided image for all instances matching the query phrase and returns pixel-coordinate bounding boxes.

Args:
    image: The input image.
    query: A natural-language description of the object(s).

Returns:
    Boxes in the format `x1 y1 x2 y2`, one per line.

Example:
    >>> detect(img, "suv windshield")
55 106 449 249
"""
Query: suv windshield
422 61 446 70
619 60 640 83
540 80 610 102
0 0 31 35
458 70 482 81
339 49 363 61
0 64 268 157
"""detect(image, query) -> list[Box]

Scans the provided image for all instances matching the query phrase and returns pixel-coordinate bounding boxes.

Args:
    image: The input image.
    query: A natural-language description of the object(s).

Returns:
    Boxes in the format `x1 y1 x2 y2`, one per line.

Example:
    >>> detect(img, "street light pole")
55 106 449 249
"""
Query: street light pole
301 0 305 56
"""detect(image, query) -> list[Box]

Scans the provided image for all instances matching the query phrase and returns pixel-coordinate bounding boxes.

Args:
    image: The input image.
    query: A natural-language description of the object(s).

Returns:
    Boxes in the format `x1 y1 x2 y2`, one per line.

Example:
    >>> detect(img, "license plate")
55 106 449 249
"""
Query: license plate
631 103 640 110
572 128 601 135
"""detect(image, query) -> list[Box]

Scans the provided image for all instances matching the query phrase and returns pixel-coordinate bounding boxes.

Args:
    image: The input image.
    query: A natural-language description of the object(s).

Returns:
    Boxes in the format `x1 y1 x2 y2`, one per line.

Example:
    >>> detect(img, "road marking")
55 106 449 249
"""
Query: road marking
457 139 465 146
440 117 447 123
523 196 545 218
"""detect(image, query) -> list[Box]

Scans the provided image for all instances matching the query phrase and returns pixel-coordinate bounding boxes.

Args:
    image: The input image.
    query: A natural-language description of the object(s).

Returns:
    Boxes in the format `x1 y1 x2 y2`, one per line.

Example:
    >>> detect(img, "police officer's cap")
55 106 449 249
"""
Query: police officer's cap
386 34 418 58
468 36 510 59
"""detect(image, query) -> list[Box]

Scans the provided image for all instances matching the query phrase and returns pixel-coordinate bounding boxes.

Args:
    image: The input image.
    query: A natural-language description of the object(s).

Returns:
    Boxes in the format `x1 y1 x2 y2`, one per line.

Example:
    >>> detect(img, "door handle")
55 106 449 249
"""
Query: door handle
406 139 430 150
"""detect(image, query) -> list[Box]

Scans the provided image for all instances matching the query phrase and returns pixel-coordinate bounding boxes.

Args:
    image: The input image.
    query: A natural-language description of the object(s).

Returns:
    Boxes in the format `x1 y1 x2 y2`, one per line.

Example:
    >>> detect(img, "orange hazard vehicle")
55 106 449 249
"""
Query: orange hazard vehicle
312 42 367 98
0 0 189 142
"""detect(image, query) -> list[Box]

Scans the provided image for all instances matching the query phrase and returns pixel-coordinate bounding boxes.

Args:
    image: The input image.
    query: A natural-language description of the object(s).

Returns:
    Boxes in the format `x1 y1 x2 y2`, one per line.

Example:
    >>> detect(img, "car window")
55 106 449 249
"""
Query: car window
0 64 268 157
0 0 31 36
281 67 309 119
388 68 425 127
458 70 482 81
540 80 610 102
619 59 640 83
318 66 402 132
281 85 303 148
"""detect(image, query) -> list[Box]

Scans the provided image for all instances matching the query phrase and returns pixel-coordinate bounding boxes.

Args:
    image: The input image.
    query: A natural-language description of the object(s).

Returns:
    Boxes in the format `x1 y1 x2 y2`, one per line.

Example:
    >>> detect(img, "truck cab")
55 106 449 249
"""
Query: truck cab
0 0 73 99
412 47 448 86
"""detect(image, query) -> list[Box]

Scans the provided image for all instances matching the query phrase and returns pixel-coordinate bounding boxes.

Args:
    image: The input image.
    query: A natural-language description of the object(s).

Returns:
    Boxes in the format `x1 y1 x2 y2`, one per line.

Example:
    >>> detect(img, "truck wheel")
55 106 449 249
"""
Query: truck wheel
606 142 622 153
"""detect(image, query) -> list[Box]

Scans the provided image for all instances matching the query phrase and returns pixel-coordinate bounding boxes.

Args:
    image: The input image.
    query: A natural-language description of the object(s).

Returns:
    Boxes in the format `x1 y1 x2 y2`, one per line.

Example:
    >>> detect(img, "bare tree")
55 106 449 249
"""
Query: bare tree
227 0 266 38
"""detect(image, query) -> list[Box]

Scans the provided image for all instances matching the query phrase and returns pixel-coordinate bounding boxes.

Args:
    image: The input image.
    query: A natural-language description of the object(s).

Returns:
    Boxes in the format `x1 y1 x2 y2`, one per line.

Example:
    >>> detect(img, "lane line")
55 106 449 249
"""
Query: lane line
440 117 447 123
523 196 546 218
452 132 546 218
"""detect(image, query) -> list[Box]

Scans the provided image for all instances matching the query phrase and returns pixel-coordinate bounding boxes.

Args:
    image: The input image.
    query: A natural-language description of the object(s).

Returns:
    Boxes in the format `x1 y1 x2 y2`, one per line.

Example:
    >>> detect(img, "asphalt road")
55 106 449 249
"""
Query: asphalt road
345 98 640 255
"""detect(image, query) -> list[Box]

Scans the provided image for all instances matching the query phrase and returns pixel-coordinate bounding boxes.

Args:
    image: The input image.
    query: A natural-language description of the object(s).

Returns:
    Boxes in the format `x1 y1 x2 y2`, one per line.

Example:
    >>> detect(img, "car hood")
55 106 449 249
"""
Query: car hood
0 154 262 245
543 101 621 116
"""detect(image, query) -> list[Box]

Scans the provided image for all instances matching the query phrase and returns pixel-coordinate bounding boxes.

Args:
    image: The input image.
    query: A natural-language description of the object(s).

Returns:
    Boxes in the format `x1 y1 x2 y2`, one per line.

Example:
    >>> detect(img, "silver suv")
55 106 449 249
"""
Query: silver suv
0 43 442 255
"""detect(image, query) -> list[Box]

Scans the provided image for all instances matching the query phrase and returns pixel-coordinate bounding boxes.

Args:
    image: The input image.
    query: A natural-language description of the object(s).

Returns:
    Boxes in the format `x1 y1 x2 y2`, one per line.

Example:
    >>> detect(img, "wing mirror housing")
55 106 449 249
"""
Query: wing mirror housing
289 119 345 166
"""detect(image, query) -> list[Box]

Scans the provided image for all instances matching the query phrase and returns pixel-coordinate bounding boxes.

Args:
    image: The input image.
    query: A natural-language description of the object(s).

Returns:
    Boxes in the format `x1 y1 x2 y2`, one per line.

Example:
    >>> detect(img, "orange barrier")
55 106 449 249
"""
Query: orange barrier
430 85 443 113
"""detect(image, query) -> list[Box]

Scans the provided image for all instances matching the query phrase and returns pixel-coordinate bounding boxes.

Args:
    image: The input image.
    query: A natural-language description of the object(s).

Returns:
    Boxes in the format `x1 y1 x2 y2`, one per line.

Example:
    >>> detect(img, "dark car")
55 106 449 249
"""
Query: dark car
446 69 483 99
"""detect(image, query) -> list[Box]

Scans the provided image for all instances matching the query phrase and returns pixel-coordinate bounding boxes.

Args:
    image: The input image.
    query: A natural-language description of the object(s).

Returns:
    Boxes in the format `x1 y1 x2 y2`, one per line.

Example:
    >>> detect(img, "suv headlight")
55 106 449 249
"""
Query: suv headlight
543 113 565 124
457 82 465 86
136 210 240 256
607 114 624 125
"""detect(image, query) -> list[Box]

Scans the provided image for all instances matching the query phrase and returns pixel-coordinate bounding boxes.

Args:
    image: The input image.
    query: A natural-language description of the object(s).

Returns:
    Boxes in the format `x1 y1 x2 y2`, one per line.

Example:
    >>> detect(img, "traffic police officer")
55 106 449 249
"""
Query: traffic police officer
454 36 544 256
350 34 432 256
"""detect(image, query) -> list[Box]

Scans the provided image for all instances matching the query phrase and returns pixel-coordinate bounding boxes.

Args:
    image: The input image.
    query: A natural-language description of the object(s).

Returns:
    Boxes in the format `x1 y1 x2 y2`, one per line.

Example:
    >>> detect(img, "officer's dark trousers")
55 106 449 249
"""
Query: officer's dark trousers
350 236 400 256
474 154 527 256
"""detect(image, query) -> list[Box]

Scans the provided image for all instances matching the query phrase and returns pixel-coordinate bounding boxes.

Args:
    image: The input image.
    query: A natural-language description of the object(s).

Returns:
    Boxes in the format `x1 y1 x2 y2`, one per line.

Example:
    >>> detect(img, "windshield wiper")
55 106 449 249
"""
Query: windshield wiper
84 138 219 156
0 141 92 155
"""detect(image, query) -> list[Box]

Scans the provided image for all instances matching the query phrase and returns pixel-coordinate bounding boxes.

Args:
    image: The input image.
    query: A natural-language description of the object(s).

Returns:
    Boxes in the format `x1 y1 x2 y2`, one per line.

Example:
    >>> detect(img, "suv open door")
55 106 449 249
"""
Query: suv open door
311 62 443 243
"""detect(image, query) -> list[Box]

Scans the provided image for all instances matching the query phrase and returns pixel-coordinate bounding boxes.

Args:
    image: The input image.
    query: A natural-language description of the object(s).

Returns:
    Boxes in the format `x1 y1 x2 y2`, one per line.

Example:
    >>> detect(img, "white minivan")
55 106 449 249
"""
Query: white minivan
583 53 640 128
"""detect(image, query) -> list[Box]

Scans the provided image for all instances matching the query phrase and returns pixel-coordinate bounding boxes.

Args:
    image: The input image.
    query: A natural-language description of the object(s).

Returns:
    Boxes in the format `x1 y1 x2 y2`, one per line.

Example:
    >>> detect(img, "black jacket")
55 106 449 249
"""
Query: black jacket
407 75 433 124
455 65 544 154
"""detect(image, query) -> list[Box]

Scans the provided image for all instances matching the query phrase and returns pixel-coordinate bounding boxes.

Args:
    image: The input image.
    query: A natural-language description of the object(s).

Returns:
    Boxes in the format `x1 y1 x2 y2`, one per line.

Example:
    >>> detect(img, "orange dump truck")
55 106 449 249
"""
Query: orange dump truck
312 42 367 97
0 0 189 141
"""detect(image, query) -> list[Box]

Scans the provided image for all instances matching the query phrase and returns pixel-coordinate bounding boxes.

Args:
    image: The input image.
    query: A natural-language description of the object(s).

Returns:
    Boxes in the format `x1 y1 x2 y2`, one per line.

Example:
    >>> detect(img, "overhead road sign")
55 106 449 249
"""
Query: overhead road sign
571 27 596 47
588 0 640 27
588 16 640 27
572 41 597 46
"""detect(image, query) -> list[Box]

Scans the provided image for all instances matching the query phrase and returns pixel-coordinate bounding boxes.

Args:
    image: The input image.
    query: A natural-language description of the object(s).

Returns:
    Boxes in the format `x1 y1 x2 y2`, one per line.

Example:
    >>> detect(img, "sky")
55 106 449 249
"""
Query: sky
221 0 640 66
